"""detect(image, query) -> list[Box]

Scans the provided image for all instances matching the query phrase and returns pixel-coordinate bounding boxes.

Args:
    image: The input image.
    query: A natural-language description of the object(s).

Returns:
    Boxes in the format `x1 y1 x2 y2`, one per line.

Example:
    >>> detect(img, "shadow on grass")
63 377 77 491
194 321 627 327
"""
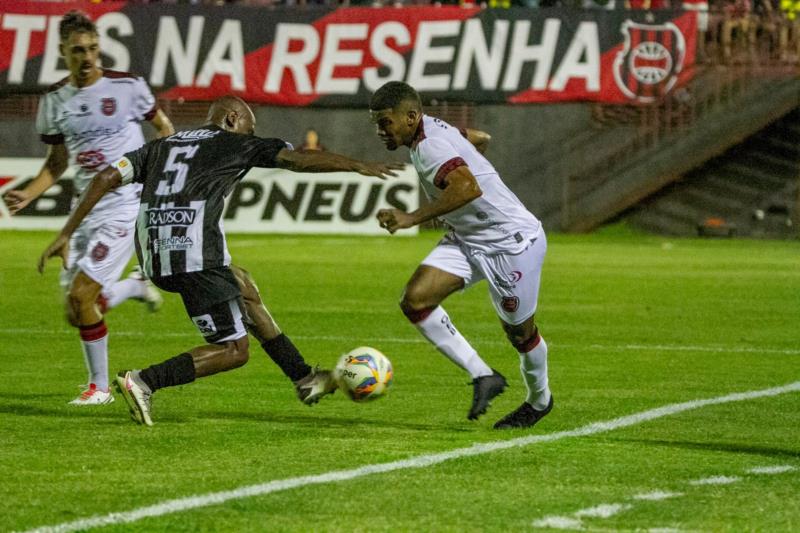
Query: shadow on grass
0 391 63 400
621 438 800 460
193 409 473 433
0 402 122 420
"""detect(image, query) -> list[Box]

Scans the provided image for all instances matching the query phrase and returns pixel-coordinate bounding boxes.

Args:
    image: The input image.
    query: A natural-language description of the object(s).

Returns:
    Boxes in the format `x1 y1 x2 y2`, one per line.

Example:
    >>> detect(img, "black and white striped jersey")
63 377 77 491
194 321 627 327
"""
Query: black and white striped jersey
114 125 287 278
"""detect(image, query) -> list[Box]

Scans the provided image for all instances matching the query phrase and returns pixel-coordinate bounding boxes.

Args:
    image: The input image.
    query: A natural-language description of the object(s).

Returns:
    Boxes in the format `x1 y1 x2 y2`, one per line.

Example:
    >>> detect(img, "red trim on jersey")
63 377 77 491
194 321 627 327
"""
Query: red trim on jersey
434 157 466 189
79 321 108 342
45 76 70 94
516 333 541 353
143 105 158 121
40 133 65 145
410 120 426 149
102 69 137 80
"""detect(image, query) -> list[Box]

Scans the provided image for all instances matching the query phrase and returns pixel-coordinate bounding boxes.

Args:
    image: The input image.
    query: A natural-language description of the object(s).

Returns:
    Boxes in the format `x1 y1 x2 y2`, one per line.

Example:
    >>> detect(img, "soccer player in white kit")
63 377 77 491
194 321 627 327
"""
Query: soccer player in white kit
370 82 553 429
3 11 175 405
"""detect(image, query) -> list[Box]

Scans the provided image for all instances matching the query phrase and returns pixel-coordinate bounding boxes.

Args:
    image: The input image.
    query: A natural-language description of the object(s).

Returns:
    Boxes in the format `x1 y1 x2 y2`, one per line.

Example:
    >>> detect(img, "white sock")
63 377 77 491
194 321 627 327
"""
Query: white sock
519 334 551 410
104 278 146 310
414 306 492 379
79 322 109 391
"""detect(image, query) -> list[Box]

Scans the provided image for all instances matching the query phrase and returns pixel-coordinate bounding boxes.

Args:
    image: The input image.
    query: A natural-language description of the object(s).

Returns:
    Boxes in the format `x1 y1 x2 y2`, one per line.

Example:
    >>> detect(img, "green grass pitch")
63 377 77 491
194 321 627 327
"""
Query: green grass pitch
1 228 798 532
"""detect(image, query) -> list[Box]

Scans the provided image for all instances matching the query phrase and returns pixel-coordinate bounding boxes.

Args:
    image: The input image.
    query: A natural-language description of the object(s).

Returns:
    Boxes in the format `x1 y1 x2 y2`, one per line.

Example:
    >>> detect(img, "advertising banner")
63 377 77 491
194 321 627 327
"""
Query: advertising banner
0 158 419 235
0 3 696 104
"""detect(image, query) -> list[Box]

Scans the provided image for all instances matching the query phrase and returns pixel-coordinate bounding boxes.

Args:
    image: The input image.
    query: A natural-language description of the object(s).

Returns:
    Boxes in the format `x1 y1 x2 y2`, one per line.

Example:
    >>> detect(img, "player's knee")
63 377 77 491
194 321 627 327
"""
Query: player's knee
226 336 250 368
400 296 435 324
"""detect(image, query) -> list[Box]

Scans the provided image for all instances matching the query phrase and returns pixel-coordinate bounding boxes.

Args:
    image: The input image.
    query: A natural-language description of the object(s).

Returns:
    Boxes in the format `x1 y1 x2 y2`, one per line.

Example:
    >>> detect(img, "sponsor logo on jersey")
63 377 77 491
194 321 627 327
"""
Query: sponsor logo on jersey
168 129 221 142
76 150 106 170
153 235 194 251
146 208 197 227
494 271 523 289
101 97 116 116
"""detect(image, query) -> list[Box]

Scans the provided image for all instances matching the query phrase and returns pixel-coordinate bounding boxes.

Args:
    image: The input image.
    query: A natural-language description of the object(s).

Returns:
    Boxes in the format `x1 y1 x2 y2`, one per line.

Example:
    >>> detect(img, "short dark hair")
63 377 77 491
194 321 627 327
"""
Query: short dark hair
59 11 97 42
369 81 422 112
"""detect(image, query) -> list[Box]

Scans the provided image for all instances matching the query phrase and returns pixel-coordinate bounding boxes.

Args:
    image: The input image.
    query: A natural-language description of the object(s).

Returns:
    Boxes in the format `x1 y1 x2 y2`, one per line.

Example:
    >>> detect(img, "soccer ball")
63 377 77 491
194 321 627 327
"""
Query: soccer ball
334 346 393 402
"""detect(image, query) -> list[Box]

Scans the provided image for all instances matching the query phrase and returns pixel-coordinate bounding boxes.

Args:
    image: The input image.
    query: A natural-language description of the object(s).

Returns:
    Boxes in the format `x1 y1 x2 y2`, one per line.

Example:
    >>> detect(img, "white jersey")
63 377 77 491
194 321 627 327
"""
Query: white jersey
410 115 541 254
36 69 157 215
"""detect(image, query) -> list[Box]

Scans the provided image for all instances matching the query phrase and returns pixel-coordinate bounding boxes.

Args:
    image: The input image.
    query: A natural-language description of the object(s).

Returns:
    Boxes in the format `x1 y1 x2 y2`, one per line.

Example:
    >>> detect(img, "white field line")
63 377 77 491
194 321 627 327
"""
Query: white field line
18 381 800 533
534 465 799 530
632 491 684 501
688 476 741 486
574 504 633 518
748 465 797 475
2 327 800 355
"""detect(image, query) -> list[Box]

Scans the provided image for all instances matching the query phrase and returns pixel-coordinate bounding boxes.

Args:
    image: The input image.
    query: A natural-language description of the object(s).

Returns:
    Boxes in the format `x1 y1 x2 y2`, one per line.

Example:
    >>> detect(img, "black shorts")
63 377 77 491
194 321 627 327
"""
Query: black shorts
151 267 247 344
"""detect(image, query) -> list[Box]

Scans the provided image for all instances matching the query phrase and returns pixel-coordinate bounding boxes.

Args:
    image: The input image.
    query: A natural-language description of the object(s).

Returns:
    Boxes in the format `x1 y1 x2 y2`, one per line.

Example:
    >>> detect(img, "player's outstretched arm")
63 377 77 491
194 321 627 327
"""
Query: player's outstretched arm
275 148 403 180
38 166 122 273
149 109 175 138
377 166 482 234
3 144 68 215
465 128 491 154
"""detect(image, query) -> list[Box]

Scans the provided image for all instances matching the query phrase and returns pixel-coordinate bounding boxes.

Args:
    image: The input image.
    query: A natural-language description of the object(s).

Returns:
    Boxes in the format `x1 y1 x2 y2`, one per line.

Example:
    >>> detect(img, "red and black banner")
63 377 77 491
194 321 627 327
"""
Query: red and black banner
0 2 696 105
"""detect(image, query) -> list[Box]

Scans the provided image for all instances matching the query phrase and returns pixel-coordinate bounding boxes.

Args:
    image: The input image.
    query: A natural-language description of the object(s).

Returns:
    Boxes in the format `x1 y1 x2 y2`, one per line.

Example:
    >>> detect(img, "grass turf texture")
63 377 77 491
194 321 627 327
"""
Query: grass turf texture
1 228 798 532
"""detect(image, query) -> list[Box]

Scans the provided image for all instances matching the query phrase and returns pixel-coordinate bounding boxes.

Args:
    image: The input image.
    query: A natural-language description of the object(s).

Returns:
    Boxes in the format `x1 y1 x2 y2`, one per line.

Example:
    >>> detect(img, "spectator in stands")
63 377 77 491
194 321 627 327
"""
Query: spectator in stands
721 0 755 63
779 0 800 61
299 128 326 151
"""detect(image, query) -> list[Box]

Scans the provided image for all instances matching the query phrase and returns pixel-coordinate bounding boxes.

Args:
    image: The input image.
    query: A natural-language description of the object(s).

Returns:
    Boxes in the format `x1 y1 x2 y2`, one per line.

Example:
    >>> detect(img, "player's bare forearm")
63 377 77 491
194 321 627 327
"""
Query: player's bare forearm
60 167 122 239
276 148 402 179
377 167 482 233
4 144 68 214
465 128 491 154
410 178 481 226
150 109 175 138
29 144 68 193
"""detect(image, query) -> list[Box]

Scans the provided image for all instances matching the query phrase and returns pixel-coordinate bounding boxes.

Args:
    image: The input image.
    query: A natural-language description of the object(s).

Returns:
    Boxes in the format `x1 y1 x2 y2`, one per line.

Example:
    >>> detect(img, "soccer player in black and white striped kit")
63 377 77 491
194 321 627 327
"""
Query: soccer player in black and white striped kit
40 96 401 425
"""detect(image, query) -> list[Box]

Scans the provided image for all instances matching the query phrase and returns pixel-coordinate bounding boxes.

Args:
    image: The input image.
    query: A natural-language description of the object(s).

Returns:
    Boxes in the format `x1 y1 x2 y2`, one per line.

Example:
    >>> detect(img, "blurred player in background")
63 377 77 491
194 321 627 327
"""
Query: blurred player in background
370 81 553 429
3 11 175 406
40 96 402 426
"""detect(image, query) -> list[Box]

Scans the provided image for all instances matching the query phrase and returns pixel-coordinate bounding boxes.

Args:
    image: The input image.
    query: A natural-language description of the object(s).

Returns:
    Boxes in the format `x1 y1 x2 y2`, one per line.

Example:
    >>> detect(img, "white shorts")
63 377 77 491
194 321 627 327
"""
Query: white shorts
60 211 137 291
421 228 547 325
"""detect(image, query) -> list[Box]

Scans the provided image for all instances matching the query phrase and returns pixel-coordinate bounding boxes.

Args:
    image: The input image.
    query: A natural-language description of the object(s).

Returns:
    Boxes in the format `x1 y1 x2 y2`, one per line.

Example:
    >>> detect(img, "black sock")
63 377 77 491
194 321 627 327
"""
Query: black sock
139 353 196 392
261 334 312 382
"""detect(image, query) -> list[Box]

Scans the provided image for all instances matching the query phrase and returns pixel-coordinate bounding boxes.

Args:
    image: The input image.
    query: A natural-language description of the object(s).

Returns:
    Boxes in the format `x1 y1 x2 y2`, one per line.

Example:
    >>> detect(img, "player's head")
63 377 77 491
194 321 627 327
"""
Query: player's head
369 82 423 151
207 96 257 135
59 11 101 87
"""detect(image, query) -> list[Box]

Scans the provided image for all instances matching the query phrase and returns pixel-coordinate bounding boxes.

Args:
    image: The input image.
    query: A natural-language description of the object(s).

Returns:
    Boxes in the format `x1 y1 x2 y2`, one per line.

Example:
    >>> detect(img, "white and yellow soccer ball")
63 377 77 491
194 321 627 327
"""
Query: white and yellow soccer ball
334 346 393 401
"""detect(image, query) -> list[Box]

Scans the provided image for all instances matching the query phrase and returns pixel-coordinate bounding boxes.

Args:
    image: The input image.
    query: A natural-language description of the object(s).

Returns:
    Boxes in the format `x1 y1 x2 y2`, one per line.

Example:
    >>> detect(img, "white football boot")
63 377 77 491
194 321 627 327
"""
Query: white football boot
115 370 153 426
68 383 114 406
294 367 338 405
129 267 163 313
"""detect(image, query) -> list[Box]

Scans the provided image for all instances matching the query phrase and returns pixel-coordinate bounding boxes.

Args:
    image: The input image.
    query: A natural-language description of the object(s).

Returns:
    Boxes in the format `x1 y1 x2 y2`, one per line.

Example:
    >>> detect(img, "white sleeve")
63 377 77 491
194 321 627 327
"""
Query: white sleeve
416 137 468 189
131 76 158 122
35 94 64 144
112 156 136 185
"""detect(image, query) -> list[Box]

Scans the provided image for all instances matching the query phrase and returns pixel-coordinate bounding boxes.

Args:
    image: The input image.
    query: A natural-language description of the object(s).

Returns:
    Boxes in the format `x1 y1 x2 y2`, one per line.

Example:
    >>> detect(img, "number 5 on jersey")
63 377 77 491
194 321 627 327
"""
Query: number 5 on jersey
156 145 199 196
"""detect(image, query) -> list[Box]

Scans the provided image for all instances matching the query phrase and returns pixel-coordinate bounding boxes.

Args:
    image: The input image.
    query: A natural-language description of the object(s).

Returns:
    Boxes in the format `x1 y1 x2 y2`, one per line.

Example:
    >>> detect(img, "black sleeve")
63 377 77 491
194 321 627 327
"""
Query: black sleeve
122 142 153 184
242 136 289 169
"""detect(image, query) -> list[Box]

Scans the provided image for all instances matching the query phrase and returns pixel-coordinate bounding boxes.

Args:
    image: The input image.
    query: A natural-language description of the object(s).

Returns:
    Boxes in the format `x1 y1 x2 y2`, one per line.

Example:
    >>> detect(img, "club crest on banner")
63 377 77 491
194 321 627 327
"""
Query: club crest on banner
613 20 686 103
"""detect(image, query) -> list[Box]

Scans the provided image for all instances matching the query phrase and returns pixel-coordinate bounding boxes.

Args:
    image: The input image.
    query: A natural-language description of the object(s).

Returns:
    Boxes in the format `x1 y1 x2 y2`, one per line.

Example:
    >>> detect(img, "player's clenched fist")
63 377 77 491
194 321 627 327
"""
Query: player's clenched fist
377 208 415 234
